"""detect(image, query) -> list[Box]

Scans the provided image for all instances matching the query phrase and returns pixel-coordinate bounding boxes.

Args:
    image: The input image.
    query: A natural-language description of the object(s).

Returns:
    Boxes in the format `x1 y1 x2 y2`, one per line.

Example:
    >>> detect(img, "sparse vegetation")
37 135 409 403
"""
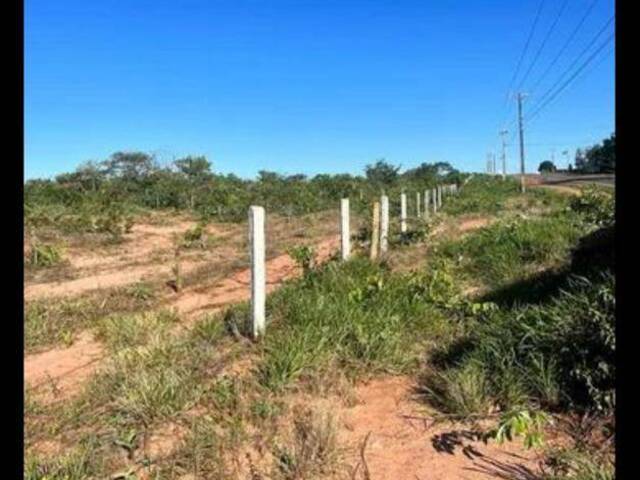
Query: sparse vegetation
436 212 582 287
27 241 64 268
24 173 614 478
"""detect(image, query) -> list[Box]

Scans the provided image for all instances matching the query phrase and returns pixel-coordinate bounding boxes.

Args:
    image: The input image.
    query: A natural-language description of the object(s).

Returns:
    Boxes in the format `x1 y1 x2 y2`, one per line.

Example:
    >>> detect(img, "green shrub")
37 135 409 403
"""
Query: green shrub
425 272 615 414
569 187 614 228
182 221 209 248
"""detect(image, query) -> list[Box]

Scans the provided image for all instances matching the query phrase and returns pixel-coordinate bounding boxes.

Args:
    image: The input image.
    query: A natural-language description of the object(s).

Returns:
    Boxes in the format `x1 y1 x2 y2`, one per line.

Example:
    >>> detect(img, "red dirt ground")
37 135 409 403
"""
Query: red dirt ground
24 235 340 401
336 376 545 480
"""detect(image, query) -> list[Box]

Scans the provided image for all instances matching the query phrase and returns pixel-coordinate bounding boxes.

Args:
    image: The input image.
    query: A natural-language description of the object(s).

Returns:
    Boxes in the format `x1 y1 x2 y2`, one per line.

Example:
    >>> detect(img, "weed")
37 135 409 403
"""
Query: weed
182 221 209 249
274 407 338 480
164 416 230 479
422 362 492 417
94 310 178 351
423 272 615 416
253 257 451 392
569 186 614 228
24 438 103 480
125 282 155 302
486 407 552 449
287 245 316 276
28 242 64 268
542 447 614 480
25 288 162 353
250 398 283 422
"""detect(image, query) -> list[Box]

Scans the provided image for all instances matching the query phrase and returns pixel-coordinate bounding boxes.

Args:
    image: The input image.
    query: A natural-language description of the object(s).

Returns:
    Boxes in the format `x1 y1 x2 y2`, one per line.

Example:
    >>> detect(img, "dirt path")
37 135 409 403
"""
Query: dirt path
167 236 339 320
24 235 340 401
24 222 227 301
336 376 544 480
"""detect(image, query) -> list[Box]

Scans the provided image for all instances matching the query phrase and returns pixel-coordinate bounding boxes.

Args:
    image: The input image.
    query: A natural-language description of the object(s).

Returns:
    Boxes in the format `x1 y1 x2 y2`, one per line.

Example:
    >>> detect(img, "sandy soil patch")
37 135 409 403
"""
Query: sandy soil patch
336 376 544 480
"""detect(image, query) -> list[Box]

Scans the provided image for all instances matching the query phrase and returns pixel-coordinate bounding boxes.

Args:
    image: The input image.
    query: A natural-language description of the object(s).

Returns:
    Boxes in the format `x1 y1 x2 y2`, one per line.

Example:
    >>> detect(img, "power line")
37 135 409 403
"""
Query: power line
526 32 614 124
528 15 614 114
516 0 570 92
505 0 546 96
498 0 546 122
527 43 614 128
529 0 600 95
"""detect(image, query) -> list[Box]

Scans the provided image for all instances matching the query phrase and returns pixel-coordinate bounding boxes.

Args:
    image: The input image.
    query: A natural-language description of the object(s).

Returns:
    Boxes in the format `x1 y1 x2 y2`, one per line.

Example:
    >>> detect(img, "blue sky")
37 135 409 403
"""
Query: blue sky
25 0 615 180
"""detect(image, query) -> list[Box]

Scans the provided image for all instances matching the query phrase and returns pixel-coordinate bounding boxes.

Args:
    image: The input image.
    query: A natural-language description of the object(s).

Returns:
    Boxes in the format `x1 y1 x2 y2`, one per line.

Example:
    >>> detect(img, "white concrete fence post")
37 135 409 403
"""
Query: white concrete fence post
438 185 443 208
400 192 407 233
424 189 430 220
380 195 389 254
340 198 350 260
432 188 437 213
370 202 380 260
249 206 266 339
416 191 421 218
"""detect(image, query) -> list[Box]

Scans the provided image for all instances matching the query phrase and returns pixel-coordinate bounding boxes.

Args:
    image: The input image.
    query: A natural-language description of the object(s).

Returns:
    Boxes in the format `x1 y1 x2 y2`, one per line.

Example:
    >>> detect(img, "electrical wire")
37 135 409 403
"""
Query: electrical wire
526 32 614 124
528 0 600 95
516 0 570 91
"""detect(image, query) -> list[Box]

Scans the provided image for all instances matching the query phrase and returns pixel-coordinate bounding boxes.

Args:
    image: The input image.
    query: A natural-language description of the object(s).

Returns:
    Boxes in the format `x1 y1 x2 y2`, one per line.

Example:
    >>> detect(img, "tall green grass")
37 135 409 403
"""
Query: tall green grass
255 258 453 391
437 212 583 287
423 272 615 416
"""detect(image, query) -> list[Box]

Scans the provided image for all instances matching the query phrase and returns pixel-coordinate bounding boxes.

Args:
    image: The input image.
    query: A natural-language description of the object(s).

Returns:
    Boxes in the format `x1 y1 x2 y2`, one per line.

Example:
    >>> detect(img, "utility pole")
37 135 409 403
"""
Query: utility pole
499 130 508 180
516 92 527 193
487 152 496 175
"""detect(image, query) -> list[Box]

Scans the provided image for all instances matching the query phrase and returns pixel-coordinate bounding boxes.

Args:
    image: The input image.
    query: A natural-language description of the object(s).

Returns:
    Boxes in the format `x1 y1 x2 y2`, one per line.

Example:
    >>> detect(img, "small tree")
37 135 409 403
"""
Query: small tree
174 156 213 209
538 160 556 173
574 148 587 172
365 159 401 188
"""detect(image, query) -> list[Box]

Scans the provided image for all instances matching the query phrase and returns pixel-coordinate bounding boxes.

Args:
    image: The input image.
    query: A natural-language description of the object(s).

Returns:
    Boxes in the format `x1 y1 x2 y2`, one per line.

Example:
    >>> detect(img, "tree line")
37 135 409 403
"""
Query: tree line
538 133 615 174
25 154 462 226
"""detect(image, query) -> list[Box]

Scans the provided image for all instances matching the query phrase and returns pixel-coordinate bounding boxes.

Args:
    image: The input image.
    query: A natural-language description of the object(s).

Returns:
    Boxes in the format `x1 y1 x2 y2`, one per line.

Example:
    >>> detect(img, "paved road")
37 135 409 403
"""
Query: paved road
540 173 615 187
510 173 615 189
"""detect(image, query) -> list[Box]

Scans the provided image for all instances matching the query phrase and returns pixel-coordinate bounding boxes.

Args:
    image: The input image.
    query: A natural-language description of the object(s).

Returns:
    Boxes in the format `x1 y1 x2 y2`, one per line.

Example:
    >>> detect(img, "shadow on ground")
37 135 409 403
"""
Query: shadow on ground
475 225 614 308
430 429 542 480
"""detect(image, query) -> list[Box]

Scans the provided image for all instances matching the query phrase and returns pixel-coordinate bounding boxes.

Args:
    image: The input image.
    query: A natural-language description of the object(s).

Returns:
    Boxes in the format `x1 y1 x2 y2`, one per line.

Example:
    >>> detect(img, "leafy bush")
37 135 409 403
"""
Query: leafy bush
569 187 614 228
487 408 552 449
181 221 209 248
424 272 615 414
25 153 465 226
25 196 136 239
